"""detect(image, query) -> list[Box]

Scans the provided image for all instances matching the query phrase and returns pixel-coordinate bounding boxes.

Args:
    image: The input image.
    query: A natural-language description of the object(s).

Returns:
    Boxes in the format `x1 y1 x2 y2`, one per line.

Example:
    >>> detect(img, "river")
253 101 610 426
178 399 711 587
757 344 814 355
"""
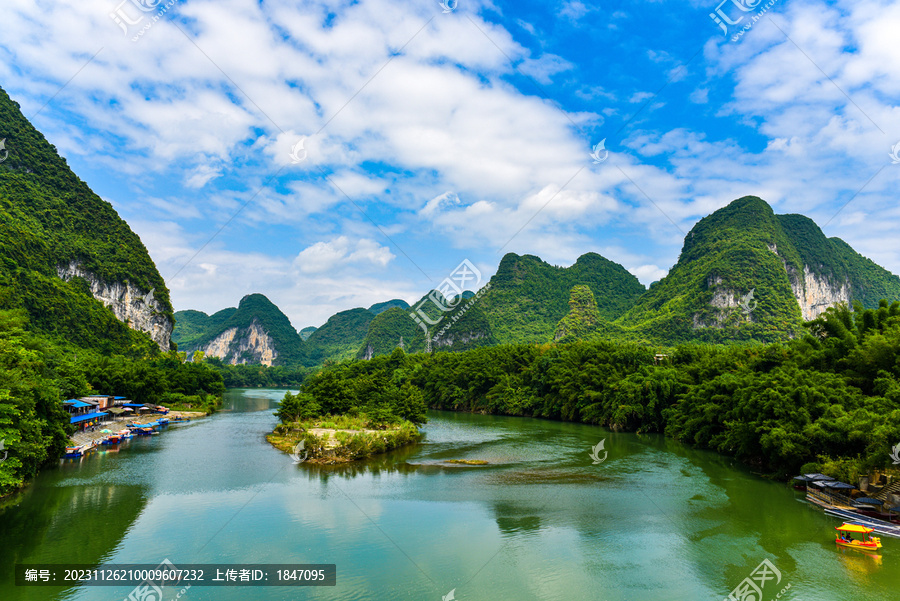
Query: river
1 388 896 600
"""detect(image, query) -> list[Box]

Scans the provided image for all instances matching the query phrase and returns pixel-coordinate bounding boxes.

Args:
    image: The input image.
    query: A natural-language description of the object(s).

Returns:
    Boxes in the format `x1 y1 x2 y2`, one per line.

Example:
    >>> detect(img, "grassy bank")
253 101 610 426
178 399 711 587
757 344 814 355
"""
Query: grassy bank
267 417 421 464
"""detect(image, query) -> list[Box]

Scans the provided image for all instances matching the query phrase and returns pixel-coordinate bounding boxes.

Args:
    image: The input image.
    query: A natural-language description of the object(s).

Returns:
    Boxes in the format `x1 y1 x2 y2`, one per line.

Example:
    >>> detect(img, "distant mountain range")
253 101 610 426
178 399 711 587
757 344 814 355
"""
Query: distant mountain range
173 195 900 367
173 297 412 366
4 81 898 372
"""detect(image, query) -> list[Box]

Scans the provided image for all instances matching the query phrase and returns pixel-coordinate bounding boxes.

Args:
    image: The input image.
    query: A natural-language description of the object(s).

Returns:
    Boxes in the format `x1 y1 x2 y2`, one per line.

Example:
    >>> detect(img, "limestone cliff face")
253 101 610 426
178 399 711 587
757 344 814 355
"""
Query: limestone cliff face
770 244 851 320
785 264 851 321
432 330 489 349
57 261 173 350
198 318 278 366
692 275 754 329
694 247 852 328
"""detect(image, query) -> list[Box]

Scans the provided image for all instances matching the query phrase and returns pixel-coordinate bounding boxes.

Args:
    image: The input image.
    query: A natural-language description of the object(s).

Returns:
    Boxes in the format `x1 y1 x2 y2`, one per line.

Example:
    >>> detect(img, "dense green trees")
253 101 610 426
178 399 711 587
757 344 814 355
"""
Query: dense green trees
307 302 900 479
0 311 75 495
0 310 226 497
208 358 308 388
285 348 427 426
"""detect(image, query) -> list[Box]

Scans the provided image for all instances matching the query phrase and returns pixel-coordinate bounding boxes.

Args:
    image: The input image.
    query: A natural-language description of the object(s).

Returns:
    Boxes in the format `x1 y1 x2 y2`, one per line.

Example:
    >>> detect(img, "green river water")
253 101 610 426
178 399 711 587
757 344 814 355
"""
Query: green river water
1 388 896 600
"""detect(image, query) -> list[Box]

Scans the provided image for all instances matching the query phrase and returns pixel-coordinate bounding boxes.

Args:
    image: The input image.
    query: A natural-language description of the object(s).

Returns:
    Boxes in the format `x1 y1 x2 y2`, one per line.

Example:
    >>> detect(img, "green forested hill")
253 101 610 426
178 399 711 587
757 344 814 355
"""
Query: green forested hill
0 87 226 496
554 285 605 342
368 299 409 315
0 86 172 352
305 308 374 363
615 197 900 344
172 308 236 349
358 306 426 357
176 198 900 366
179 294 305 366
359 288 494 358
478 252 646 344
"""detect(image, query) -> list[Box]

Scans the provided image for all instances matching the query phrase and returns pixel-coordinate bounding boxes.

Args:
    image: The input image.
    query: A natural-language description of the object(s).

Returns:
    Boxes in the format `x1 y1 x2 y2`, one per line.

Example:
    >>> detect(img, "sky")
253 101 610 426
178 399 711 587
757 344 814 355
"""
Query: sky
1 0 899 330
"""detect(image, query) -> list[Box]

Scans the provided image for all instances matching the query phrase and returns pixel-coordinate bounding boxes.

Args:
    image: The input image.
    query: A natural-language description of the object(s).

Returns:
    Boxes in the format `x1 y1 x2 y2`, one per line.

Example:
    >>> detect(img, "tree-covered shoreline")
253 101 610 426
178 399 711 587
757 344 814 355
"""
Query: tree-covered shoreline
0 310 226 498
295 301 900 481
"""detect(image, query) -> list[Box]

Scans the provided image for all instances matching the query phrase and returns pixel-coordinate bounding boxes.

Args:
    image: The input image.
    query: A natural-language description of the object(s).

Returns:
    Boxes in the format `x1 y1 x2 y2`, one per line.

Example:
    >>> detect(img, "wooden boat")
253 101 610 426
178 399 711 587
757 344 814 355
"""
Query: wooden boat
835 523 882 551
100 435 122 445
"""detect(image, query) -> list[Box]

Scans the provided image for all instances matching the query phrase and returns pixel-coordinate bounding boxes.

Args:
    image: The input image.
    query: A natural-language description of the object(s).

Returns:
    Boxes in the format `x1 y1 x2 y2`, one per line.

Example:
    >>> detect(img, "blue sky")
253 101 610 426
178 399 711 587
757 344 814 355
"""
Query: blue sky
1 0 899 329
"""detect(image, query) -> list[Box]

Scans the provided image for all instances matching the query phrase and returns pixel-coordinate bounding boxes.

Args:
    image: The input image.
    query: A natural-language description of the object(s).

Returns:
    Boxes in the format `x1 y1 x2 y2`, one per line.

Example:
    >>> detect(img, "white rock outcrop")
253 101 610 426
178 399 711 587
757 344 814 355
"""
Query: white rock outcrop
785 264 851 321
197 319 278 366
57 261 173 350
694 249 853 328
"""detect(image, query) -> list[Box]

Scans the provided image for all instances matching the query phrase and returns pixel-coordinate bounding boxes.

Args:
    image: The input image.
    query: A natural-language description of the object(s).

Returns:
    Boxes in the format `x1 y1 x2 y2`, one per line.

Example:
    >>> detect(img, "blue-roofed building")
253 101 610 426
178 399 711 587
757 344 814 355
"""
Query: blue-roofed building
70 412 109 425
63 399 93 417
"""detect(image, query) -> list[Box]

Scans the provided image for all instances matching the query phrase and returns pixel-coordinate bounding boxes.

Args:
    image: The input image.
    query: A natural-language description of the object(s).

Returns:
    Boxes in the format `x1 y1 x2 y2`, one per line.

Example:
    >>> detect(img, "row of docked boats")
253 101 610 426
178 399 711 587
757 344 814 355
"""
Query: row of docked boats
64 417 189 458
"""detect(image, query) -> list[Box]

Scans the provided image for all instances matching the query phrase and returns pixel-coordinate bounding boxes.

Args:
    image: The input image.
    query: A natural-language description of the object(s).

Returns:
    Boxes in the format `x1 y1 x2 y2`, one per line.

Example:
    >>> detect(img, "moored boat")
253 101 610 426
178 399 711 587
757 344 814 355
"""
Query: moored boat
64 445 85 458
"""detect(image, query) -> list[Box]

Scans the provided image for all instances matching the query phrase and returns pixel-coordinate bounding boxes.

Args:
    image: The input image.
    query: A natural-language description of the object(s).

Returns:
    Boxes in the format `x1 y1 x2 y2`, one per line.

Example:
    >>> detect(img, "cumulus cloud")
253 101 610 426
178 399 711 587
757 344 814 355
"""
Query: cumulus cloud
2 0 900 327
295 236 395 274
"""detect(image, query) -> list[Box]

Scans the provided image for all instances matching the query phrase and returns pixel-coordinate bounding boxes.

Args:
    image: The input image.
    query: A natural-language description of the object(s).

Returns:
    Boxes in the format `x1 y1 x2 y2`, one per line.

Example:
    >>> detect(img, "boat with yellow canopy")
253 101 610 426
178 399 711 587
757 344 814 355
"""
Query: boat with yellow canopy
835 523 882 551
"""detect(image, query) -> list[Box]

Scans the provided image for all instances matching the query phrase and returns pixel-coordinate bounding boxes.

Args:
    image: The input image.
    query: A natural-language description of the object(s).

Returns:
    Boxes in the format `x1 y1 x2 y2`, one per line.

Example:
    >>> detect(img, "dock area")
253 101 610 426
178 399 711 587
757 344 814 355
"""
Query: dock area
69 411 204 446
806 482 900 538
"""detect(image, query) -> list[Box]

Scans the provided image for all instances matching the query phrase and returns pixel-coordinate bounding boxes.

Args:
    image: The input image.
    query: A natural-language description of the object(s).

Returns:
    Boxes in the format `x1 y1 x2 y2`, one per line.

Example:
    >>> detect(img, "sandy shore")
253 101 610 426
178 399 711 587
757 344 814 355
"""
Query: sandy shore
70 410 206 445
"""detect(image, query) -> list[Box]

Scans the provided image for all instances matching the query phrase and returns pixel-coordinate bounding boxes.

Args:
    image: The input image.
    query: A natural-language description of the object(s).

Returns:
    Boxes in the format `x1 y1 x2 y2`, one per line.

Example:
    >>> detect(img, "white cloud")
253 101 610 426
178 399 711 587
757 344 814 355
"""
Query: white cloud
629 264 668 285
517 54 574 85
559 1 591 21
295 236 395 274
3 0 900 329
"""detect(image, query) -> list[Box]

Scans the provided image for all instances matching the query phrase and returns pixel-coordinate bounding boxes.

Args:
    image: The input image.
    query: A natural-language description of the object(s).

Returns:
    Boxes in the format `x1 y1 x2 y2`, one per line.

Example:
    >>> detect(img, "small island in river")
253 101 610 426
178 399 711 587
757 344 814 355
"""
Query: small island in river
267 381 426 463
268 418 421 464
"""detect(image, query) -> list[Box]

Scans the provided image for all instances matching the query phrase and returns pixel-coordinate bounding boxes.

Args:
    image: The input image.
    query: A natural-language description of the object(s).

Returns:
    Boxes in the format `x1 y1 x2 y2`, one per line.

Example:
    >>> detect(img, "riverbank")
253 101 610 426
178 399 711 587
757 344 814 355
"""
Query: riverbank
70 411 206 446
267 420 421 464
